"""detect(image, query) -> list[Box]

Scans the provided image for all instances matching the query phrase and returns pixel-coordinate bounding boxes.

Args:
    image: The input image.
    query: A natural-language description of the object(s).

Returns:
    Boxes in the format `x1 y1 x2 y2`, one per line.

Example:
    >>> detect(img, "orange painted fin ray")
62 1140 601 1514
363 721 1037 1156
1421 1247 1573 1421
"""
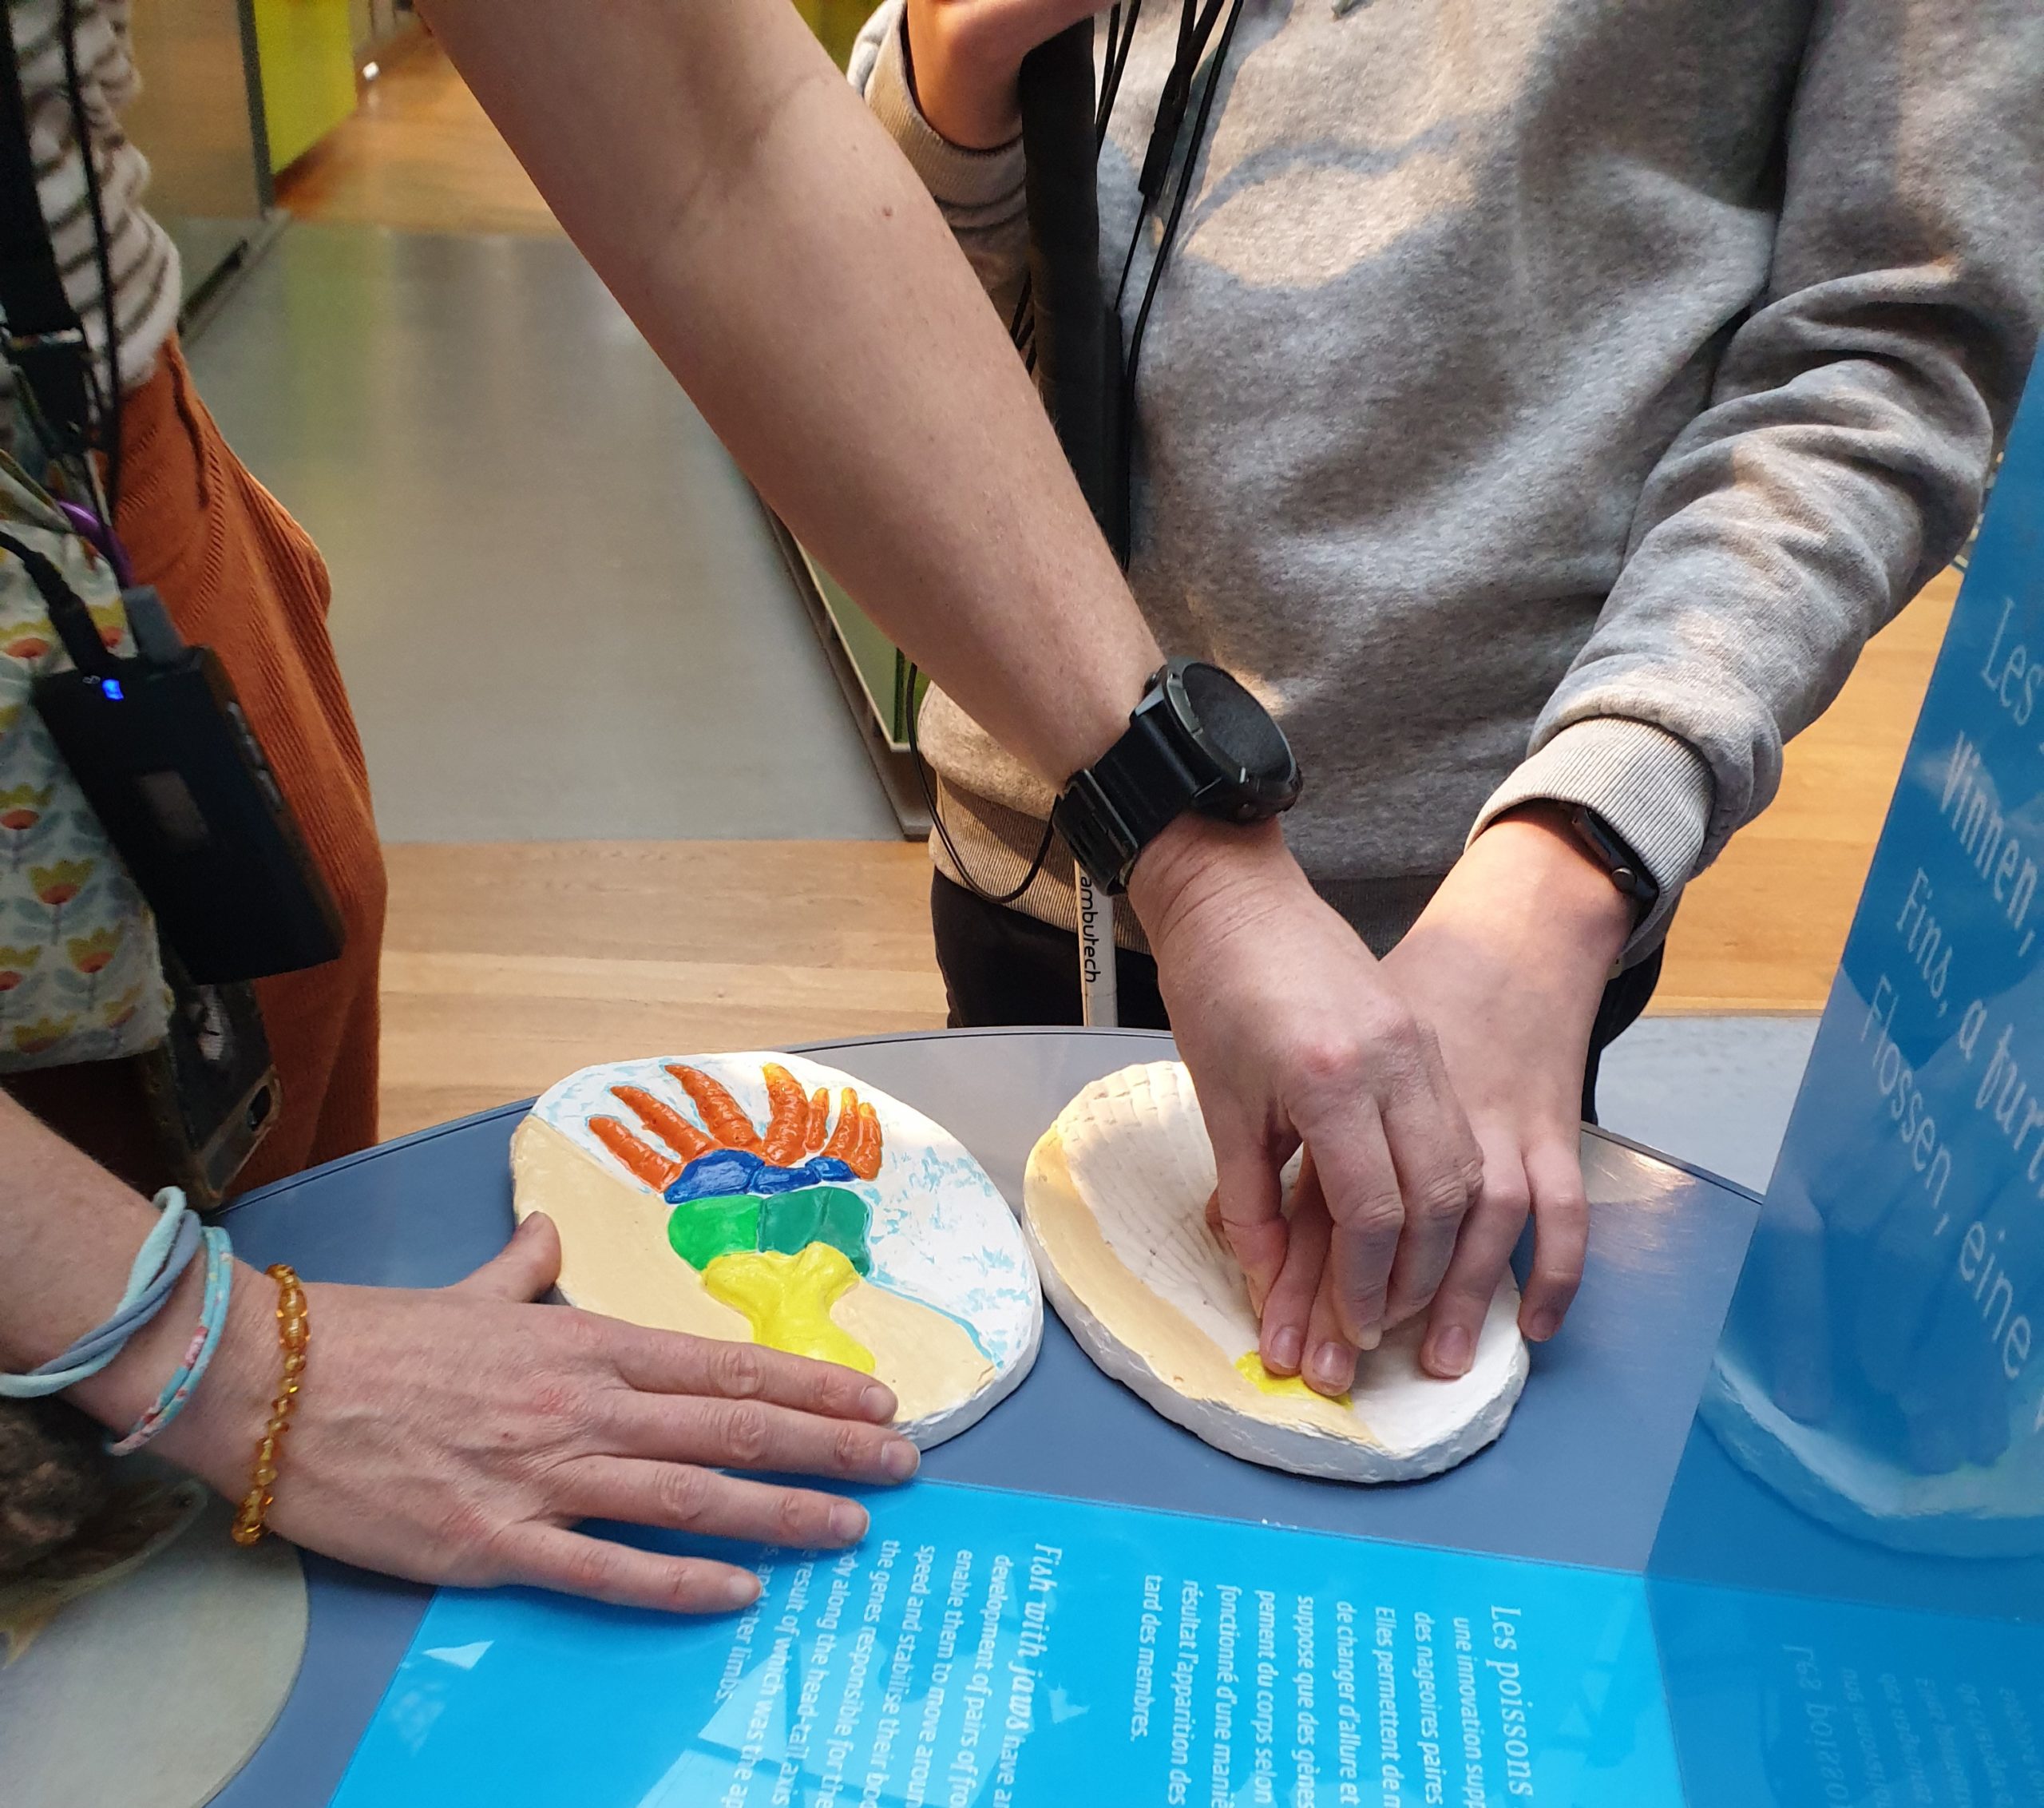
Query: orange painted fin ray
611 1084 714 1162
667 1065 763 1153
589 1116 685 1191
760 1063 810 1164
819 1088 862 1164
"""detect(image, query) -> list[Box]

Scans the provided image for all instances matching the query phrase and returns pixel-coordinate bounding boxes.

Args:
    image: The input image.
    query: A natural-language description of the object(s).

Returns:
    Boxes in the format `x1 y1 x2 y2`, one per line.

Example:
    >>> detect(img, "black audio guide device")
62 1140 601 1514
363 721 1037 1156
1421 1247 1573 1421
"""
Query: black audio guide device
34 641 345 984
6 529 346 985
34 638 345 989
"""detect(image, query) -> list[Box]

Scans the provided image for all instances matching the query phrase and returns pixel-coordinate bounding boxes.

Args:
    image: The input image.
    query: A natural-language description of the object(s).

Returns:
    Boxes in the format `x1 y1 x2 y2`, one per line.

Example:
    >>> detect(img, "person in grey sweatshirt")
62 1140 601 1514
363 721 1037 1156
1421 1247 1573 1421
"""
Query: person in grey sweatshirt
858 0 2044 1391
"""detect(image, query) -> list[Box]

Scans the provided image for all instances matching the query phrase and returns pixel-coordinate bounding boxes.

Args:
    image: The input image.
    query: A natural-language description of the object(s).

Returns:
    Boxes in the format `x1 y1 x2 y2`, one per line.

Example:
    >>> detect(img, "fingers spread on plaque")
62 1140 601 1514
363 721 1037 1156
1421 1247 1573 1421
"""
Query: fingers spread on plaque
499 1524 763 1615
617 1325 898 1425
1255 1158 1331 1378
1519 1136 1590 1343
1420 1136 1529 1379
568 1457 873 1551
615 1391 919 1485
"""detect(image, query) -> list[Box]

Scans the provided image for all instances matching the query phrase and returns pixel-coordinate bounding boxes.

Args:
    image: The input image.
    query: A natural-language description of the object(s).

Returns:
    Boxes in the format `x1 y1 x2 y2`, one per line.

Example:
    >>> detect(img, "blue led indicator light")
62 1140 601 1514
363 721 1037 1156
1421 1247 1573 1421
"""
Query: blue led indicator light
99 677 123 700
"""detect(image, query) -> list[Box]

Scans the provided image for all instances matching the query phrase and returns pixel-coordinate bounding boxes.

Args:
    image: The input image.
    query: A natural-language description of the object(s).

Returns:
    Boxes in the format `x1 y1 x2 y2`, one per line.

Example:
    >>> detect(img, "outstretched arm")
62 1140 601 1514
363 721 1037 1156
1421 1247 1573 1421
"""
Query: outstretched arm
0 1093 917 1608
420 0 1151 785
416 0 1485 1392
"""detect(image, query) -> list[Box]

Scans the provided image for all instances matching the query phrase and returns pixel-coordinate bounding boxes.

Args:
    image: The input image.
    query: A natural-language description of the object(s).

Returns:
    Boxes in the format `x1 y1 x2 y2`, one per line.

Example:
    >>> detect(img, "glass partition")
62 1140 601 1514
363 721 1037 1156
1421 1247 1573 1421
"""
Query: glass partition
1647 362 2044 1806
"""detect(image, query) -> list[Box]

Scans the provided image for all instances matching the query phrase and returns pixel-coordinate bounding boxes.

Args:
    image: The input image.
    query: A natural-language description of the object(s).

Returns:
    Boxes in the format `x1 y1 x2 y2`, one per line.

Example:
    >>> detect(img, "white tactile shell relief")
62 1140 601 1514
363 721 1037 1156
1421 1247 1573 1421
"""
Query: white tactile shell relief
1024 1061 1528 1481
1701 1346 2044 1559
512 1050 1042 1449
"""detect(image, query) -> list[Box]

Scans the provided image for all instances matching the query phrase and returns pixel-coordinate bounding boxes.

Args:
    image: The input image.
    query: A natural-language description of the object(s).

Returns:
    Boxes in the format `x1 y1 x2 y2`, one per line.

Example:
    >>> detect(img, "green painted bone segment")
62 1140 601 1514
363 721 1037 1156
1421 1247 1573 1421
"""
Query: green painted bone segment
667 1196 760 1270
759 1187 872 1273
666 1185 872 1275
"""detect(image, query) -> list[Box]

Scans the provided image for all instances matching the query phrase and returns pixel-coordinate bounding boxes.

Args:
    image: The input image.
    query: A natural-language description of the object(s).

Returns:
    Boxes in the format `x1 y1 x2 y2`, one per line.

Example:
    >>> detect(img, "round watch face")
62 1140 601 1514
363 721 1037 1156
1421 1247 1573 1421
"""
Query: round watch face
1167 660 1301 815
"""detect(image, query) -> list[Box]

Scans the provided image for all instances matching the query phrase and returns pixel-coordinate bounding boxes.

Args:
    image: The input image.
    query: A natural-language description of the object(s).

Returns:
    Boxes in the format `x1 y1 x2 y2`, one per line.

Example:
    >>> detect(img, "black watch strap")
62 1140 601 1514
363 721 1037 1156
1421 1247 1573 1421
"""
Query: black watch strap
1055 659 1300 895
1053 701 1200 894
1567 805 1659 922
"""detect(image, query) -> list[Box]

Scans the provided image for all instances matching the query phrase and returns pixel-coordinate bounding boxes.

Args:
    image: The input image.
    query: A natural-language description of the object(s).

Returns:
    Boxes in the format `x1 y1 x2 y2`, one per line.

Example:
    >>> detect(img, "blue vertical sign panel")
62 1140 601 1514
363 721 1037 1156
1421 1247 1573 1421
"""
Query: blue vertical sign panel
1651 370 2044 1803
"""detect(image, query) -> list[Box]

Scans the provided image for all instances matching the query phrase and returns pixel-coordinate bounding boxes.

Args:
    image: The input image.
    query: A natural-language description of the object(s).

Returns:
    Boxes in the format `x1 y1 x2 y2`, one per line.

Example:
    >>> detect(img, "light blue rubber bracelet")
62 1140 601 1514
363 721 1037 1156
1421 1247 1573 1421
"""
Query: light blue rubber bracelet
106 1224 236 1455
0 1188 201 1399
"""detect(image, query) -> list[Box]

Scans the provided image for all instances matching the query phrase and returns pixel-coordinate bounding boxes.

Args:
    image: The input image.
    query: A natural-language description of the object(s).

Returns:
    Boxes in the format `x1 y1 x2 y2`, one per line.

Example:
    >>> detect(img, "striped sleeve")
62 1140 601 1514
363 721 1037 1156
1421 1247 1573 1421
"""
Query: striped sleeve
3 0 181 395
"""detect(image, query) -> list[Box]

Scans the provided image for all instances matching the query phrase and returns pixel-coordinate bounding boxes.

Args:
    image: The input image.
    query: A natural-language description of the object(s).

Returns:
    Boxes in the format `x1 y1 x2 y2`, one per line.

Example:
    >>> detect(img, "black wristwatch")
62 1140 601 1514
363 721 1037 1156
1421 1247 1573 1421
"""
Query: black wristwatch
1565 804 1660 923
1053 659 1301 894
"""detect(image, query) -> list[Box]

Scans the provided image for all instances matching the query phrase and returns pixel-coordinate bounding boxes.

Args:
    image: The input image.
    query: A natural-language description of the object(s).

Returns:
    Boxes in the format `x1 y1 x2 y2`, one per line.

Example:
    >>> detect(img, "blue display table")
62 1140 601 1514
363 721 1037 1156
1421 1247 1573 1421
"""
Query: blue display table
208 1026 1762 1808
196 301 2044 1808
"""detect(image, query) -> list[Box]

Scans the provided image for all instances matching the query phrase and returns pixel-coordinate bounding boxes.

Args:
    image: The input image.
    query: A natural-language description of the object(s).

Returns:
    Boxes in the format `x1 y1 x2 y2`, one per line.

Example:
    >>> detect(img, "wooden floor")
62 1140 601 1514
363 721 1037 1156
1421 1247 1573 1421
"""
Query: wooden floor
380 843 948 1137
1656 567 1958 1012
376 576 1949 1133
275 36 563 237
272 37 1958 1135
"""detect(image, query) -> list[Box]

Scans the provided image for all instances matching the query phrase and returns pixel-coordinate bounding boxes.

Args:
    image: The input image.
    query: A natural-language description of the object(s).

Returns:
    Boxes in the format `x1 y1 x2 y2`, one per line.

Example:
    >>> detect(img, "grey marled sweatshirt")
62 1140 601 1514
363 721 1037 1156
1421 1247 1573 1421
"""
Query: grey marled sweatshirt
854 0 2042 958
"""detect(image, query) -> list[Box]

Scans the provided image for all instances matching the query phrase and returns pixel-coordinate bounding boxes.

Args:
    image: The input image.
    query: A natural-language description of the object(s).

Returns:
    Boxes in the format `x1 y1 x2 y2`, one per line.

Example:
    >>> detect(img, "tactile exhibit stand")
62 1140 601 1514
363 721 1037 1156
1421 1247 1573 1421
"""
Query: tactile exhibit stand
205 375 2044 1806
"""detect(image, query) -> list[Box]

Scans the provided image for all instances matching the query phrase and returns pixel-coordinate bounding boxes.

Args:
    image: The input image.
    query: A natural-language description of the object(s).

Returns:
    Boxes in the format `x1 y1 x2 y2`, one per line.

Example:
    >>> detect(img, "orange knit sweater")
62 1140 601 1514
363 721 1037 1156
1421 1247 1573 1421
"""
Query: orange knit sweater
2 338 386 1193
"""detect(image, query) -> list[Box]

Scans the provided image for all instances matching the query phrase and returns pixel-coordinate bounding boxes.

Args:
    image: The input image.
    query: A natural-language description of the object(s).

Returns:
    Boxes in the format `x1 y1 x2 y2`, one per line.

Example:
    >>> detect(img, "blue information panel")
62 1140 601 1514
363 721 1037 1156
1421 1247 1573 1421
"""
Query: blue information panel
333 1480 1682 1808
1652 1574 2044 1808
1697 396 2044 1556
1649 369 2044 1804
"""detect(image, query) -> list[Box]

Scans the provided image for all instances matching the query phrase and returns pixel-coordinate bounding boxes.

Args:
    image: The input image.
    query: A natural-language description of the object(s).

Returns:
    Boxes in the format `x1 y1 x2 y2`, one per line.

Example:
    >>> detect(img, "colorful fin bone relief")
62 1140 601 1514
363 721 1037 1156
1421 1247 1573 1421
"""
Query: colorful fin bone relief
511 1051 1042 1447
592 1064 885 1371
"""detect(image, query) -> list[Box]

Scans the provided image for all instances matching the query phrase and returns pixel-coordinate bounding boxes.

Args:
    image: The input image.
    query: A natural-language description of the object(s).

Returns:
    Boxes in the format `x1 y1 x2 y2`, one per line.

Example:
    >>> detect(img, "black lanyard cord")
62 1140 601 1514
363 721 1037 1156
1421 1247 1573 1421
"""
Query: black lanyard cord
1097 0 1143 140
1116 0 1246 391
906 660 1060 906
1134 0 1228 216
1009 0 1243 427
917 0 1243 908
0 526 117 675
1006 0 1147 379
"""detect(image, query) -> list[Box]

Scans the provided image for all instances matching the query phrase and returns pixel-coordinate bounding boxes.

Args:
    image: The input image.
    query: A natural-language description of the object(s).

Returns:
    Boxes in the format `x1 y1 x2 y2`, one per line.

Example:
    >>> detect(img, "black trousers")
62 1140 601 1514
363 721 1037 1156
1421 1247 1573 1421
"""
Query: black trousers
931 871 1663 1125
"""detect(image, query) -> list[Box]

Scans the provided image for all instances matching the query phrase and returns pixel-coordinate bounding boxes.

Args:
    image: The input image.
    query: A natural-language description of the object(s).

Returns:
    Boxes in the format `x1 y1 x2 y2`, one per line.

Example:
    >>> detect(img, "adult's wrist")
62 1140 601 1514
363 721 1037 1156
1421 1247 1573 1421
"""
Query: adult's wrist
1127 816 1316 958
1478 803 1635 969
1469 717 1710 956
69 1258 278 1498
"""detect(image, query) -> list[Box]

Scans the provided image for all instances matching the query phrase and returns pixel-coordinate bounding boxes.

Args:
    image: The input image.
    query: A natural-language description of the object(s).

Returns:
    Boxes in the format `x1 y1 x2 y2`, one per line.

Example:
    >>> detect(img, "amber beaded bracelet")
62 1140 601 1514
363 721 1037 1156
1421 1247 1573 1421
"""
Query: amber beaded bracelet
230 1263 309 1548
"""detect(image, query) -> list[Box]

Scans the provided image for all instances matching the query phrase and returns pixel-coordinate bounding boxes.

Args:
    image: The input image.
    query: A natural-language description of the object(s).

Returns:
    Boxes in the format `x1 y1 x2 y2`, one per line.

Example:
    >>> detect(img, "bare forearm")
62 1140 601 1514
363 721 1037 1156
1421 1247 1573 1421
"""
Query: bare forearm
2 1100 920 1608
0 1095 168 1375
419 0 1157 782
0 1096 262 1482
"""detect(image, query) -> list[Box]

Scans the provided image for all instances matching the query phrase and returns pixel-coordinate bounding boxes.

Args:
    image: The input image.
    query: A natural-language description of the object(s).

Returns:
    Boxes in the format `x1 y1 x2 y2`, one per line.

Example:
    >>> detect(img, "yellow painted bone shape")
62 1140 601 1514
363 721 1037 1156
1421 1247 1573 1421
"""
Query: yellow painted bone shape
702 1244 876 1373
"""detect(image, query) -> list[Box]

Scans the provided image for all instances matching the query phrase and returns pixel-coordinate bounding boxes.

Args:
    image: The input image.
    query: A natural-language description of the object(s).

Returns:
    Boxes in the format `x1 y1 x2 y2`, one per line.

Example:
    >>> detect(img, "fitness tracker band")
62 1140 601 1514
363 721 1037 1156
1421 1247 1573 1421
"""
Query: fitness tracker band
1565 804 1660 923
1053 658 1301 894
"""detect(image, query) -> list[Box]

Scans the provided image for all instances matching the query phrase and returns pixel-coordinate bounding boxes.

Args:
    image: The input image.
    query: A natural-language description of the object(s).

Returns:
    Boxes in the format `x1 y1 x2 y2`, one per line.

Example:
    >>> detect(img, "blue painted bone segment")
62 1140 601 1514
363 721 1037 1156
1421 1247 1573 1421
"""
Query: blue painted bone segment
663 1148 858 1204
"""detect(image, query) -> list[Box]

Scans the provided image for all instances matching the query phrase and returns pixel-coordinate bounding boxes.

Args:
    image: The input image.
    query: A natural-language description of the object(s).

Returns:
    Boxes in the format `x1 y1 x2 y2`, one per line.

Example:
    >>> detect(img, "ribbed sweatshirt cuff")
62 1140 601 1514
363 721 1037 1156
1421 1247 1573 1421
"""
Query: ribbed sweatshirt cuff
863 12 1027 209
1470 717 1715 962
